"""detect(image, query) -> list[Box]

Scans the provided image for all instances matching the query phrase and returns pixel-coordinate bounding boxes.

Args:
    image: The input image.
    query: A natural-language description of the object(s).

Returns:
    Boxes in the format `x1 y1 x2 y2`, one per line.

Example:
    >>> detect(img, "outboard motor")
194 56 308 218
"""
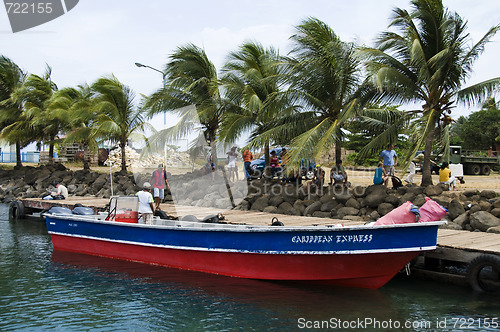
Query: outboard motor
72 206 95 215
48 206 73 215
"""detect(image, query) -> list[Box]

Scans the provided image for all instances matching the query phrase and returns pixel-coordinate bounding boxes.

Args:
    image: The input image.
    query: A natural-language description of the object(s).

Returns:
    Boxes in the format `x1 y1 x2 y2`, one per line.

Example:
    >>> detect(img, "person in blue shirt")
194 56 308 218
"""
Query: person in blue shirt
373 161 389 186
379 144 398 180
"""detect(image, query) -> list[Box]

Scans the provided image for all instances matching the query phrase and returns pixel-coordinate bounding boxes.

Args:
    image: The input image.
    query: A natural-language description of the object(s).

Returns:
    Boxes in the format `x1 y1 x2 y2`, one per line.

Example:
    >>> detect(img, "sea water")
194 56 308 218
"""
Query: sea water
0 203 499 331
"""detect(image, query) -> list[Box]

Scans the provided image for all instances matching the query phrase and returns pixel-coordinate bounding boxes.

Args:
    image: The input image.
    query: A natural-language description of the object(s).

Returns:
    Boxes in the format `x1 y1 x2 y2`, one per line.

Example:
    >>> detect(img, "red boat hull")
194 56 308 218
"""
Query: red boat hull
51 234 417 289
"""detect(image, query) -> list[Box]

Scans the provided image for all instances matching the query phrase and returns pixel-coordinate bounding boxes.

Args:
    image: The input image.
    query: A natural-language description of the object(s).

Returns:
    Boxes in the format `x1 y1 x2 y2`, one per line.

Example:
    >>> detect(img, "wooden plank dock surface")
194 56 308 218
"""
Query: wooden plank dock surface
437 229 500 254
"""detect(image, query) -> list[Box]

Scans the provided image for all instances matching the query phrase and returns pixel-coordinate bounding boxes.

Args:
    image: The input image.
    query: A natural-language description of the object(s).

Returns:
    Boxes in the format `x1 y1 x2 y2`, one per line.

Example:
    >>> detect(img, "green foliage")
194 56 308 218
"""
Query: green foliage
361 0 500 185
450 98 500 150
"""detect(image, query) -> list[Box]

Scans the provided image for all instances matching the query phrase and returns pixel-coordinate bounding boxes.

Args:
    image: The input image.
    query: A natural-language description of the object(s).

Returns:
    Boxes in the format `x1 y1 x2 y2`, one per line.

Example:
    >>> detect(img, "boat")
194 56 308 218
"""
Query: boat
44 196 445 289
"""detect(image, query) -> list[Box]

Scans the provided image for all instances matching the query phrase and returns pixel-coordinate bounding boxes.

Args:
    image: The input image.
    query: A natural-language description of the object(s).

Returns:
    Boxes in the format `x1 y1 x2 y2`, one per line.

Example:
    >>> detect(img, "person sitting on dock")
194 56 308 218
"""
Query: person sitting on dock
43 182 68 200
329 160 348 187
137 182 154 225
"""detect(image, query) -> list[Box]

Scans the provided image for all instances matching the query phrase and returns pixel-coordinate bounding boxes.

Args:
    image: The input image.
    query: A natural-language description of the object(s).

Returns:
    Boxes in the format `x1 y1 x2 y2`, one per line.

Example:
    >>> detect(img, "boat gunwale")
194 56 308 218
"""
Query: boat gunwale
44 213 446 233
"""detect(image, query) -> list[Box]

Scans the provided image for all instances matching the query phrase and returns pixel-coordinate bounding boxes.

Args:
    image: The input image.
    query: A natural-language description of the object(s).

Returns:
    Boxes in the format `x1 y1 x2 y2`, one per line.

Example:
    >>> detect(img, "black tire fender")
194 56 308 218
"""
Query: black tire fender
466 254 500 292
9 201 25 220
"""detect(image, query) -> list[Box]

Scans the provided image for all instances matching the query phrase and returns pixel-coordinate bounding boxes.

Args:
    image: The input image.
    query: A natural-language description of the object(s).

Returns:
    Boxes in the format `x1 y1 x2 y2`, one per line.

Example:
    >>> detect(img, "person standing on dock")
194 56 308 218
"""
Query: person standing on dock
151 164 169 211
137 182 154 224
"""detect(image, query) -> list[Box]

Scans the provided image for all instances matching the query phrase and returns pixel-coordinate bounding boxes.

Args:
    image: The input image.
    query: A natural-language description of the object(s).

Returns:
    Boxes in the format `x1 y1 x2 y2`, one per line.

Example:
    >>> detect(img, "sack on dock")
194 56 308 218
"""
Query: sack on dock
374 201 420 225
419 197 448 222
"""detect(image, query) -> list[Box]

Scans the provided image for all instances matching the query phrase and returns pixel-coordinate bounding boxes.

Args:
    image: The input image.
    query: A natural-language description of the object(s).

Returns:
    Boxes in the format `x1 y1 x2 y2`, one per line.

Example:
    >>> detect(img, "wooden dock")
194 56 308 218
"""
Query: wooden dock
13 197 500 292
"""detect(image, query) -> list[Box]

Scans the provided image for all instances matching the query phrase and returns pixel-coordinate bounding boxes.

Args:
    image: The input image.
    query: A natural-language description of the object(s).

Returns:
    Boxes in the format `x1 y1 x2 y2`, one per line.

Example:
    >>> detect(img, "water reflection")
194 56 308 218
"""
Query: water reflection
2 204 500 331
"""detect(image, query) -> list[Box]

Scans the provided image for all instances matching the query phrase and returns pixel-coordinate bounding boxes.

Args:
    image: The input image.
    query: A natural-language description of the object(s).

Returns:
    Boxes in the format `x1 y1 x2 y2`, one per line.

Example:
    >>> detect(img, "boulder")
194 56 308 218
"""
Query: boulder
448 199 466 220
263 206 278 214
491 208 500 218
440 222 463 230
453 213 469 229
336 207 359 219
463 189 478 197
321 200 338 212
277 202 296 215
333 188 352 203
480 190 497 199
312 211 331 218
269 195 284 207
470 211 500 232
293 200 306 215
399 192 416 205
351 186 367 198
345 197 361 209
363 189 387 208
432 196 451 209
377 202 395 216
425 185 443 197
304 201 322 216
492 199 500 209
250 196 269 211
384 195 400 206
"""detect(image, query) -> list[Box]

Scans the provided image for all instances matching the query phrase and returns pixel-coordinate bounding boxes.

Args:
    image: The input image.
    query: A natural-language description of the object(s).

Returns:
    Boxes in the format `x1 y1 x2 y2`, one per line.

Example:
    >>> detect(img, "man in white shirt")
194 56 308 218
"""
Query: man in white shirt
136 182 154 225
43 182 68 200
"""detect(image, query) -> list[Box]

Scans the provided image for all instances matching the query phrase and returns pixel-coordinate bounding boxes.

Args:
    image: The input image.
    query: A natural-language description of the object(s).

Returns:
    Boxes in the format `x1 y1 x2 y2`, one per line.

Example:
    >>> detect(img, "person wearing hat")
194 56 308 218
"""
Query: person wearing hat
137 182 154 224
151 164 169 211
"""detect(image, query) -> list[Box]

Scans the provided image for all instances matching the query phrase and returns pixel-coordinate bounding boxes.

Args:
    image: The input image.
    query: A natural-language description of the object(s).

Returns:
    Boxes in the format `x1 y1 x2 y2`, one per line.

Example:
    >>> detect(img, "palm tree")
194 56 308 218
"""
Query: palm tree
92 75 148 173
220 41 292 175
0 56 27 168
52 84 97 170
22 67 60 164
284 17 365 166
362 0 500 186
145 44 223 165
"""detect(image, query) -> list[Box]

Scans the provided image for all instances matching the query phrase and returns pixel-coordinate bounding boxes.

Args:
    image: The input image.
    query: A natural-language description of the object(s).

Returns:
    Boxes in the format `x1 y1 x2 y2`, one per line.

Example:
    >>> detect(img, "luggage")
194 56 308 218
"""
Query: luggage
374 201 420 225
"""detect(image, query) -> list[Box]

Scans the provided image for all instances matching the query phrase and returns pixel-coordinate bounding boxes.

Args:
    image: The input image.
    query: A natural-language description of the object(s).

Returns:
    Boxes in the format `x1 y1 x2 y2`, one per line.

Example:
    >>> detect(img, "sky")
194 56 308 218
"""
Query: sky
1 0 499 134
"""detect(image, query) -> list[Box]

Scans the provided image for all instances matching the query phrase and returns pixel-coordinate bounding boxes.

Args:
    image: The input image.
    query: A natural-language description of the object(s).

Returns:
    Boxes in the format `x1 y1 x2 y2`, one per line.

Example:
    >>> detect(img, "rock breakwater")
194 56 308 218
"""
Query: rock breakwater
1 164 499 233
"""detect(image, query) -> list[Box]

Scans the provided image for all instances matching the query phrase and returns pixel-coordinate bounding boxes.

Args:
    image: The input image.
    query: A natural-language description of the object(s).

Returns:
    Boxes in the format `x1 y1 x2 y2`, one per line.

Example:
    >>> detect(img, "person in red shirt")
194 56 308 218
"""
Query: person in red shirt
243 149 253 179
151 164 169 211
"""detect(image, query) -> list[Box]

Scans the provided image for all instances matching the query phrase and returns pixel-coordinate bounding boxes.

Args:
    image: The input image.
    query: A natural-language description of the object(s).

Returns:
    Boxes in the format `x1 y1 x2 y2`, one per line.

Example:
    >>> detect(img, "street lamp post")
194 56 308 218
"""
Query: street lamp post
134 61 167 125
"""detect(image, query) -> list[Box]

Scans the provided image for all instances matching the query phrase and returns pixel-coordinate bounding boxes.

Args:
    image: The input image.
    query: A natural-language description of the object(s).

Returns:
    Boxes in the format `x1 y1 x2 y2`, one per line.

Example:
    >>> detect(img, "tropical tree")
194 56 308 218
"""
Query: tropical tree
347 105 415 164
0 56 27 168
220 41 292 174
284 17 366 166
362 0 500 186
22 67 60 164
92 75 149 173
451 98 500 150
145 44 224 166
53 84 98 170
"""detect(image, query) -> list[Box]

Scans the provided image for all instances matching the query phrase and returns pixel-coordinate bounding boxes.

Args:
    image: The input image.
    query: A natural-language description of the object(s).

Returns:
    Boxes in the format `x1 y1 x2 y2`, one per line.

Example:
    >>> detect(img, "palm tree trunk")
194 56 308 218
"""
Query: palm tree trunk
120 141 127 173
209 130 217 167
83 142 90 170
335 140 342 164
15 141 22 168
421 128 435 187
264 142 270 178
48 139 55 164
